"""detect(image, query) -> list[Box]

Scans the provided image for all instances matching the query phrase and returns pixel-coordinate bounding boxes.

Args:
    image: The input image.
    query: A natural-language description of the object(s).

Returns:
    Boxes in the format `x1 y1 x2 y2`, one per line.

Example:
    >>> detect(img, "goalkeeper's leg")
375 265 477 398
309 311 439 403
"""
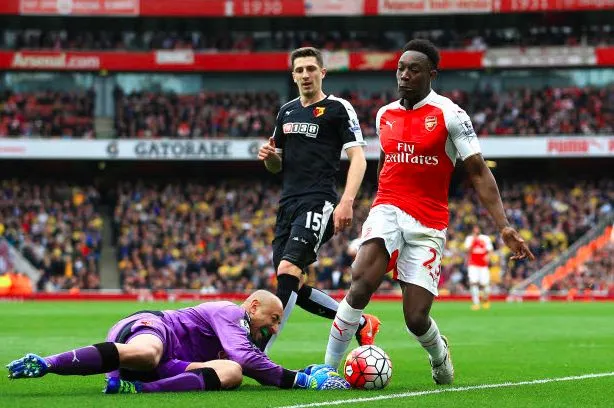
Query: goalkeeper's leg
8 342 122 379
104 360 241 393
8 334 162 379
324 239 389 369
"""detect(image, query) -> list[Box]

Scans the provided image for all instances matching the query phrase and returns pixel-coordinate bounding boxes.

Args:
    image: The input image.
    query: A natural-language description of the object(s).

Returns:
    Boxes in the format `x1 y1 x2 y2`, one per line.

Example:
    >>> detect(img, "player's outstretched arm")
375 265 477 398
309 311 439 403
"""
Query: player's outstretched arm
463 154 535 261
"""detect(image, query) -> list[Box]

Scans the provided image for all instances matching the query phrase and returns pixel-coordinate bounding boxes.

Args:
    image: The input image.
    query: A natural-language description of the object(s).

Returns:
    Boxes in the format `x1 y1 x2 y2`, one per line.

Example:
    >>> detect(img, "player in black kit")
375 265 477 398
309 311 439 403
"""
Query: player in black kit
258 47 380 353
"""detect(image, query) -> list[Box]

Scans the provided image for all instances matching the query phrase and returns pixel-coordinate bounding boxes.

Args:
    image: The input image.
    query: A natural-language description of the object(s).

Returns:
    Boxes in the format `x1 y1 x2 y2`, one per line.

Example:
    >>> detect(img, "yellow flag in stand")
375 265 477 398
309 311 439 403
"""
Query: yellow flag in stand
65 260 73 278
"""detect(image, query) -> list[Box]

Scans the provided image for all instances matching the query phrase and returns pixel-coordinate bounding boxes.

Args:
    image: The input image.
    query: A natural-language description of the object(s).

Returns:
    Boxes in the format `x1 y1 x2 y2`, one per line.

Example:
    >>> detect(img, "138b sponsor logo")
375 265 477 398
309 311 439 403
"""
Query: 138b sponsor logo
282 122 319 138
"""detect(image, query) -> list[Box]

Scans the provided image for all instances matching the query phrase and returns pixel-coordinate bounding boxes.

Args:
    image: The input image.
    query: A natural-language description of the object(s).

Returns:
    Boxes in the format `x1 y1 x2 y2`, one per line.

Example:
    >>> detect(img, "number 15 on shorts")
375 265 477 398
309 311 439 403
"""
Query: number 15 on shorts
305 211 322 231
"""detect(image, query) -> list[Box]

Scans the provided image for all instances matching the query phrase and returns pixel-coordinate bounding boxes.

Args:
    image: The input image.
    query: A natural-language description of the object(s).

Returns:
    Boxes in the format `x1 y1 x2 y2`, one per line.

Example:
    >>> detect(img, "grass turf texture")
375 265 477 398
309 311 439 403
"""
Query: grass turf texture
1 301 613 407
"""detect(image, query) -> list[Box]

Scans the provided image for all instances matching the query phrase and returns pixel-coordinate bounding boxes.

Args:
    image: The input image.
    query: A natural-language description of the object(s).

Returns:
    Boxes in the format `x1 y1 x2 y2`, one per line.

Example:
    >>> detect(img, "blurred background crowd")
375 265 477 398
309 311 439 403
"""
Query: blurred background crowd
1 177 611 296
1 85 612 139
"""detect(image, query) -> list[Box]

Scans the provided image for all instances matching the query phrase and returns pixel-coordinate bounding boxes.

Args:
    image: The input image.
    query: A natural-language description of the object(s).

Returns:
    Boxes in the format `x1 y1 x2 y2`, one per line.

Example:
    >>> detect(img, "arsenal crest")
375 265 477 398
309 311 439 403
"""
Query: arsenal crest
313 107 326 118
425 116 437 131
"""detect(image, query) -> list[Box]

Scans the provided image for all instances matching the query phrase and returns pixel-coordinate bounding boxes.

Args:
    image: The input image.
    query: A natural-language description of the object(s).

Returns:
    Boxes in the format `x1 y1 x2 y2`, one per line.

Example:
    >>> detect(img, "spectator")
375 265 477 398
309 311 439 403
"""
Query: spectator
0 180 102 291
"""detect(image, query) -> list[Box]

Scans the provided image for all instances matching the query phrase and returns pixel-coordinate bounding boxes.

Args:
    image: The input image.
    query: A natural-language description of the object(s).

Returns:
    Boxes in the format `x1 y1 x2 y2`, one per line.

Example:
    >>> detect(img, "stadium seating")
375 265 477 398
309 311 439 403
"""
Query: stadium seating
113 179 613 294
114 90 280 139
1 86 611 139
3 25 613 51
0 180 103 291
0 90 95 138
542 225 614 296
113 86 614 139
348 86 614 138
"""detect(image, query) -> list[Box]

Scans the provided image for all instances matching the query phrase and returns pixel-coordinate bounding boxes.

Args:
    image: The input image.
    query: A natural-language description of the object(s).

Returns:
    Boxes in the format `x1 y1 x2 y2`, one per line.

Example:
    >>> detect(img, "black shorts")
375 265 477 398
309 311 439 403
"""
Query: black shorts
272 199 335 271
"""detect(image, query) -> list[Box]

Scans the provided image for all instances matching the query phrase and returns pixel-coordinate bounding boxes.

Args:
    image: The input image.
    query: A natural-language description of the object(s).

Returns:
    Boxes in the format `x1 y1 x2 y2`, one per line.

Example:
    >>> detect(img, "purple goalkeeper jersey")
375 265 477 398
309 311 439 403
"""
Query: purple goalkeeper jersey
158 301 293 387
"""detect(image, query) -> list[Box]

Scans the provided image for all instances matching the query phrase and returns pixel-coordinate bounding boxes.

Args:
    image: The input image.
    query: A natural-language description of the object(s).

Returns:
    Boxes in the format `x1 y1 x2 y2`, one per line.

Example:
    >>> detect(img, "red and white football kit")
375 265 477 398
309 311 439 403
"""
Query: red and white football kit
464 234 494 286
360 90 481 295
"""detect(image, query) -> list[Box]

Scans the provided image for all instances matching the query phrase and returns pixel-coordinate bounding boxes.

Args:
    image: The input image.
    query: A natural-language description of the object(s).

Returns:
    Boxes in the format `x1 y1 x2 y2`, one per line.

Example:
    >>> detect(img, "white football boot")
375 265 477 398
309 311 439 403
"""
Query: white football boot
430 335 454 385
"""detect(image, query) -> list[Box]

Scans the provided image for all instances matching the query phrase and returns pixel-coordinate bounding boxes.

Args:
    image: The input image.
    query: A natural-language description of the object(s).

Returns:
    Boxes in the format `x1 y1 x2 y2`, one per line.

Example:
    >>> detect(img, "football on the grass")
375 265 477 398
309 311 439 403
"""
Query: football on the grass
344 345 392 389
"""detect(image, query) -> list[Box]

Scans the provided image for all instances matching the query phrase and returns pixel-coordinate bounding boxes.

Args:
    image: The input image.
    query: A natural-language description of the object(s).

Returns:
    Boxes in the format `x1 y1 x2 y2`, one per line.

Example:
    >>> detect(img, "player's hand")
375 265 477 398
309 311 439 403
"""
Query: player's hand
299 364 336 376
333 199 353 234
257 137 278 161
293 369 350 390
501 226 535 261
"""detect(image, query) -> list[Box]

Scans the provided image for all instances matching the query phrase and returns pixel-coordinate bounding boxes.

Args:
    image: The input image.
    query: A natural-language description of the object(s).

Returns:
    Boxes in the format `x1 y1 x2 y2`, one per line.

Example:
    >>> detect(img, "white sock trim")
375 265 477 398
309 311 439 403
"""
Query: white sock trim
324 298 363 369
337 298 363 324
408 317 447 365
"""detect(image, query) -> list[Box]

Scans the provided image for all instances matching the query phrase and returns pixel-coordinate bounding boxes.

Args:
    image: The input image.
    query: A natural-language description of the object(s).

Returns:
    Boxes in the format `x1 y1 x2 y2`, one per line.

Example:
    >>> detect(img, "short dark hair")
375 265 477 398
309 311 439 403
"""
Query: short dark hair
290 47 324 69
402 39 440 70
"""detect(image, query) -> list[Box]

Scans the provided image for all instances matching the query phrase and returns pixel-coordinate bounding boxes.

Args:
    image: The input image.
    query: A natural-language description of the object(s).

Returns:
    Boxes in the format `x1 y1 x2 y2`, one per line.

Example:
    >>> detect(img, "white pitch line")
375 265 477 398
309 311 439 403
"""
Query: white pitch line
276 372 614 408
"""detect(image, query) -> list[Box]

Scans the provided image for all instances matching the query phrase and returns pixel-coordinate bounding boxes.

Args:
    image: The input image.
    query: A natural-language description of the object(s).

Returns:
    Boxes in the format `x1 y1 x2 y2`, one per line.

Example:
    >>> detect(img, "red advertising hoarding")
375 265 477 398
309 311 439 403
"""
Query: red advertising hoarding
20 0 139 16
494 0 614 12
0 0 612 15
349 50 484 70
0 50 290 72
305 0 365 15
0 0 19 14
377 0 492 14
596 47 614 67
0 48 611 72
139 0 227 16
231 0 304 16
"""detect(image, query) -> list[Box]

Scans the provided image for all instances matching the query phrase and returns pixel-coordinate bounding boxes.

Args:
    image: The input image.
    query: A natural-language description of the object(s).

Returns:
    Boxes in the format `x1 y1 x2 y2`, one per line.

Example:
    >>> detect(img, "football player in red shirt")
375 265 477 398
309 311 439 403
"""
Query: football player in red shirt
464 225 495 310
325 39 534 385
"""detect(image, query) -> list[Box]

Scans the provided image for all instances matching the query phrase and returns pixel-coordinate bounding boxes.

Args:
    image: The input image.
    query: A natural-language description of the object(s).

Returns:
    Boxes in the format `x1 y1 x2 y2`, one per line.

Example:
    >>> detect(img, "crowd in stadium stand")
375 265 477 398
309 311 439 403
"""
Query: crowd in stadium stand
0 178 611 295
348 86 614 137
111 179 613 295
3 25 613 51
0 181 103 292
0 90 95 138
443 180 613 294
548 242 614 295
114 89 279 139
2 86 612 139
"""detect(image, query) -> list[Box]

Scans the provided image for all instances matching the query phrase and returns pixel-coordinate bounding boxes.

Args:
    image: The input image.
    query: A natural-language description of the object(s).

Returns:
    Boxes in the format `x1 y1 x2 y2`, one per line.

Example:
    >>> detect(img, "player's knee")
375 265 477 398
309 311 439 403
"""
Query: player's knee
347 279 375 309
136 345 162 370
277 260 302 278
221 361 243 389
352 239 388 281
208 361 243 390
403 307 430 333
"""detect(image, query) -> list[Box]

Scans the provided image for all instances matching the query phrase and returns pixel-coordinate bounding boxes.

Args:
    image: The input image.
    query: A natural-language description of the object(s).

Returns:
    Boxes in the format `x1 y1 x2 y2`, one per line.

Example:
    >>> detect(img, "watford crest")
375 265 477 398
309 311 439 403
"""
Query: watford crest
425 116 437 131
313 107 326 118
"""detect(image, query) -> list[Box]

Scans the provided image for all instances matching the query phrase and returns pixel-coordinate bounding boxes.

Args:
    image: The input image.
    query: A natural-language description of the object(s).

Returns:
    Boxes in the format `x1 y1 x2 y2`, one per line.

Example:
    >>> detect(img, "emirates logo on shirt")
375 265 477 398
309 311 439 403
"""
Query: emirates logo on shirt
385 142 439 166
425 116 438 132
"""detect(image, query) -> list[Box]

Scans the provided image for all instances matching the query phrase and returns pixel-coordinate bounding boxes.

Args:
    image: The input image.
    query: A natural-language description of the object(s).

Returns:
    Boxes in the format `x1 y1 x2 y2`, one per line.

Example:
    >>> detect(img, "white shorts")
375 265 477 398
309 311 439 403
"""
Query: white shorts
359 204 447 296
468 265 490 286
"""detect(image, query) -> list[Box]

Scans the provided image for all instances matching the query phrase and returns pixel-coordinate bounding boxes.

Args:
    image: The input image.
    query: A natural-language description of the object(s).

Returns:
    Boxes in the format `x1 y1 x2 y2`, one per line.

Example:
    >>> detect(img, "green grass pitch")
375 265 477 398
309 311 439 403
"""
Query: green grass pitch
1 300 613 407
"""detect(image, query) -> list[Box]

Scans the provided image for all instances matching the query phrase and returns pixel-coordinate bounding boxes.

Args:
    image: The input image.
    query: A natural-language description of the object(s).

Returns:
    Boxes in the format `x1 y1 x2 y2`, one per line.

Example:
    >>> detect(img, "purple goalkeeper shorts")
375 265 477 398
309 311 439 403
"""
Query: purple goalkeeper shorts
106 311 171 347
105 311 188 381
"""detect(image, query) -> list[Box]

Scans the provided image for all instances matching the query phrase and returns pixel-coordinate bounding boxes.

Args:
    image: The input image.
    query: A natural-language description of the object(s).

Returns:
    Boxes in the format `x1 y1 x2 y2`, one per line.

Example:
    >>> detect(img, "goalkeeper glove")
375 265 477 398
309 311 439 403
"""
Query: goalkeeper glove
300 364 337 376
293 368 350 390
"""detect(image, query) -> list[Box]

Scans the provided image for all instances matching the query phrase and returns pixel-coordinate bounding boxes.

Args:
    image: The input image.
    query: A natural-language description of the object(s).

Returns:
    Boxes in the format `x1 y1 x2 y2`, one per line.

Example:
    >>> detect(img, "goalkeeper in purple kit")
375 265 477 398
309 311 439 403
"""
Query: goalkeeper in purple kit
6 290 348 393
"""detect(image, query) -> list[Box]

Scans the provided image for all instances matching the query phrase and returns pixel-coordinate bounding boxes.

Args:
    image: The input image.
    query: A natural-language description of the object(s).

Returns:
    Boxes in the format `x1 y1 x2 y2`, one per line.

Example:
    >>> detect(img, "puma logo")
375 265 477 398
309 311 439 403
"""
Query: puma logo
429 266 441 284
385 120 395 130
333 321 348 337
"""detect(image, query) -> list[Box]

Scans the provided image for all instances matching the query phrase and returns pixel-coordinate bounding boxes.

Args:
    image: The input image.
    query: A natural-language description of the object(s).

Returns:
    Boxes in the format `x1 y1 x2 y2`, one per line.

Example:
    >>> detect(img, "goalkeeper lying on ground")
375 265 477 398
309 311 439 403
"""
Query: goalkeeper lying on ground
6 290 348 393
